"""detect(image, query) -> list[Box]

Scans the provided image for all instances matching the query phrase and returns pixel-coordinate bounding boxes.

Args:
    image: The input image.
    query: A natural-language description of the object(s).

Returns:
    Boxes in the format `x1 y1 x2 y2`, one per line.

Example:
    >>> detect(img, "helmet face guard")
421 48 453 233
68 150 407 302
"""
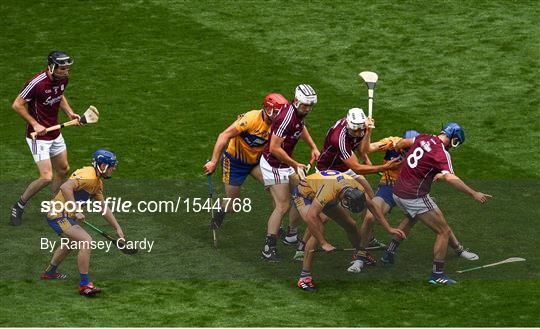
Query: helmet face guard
293 84 317 109
47 51 73 80
92 149 118 175
340 187 366 213
441 122 465 148
263 93 287 119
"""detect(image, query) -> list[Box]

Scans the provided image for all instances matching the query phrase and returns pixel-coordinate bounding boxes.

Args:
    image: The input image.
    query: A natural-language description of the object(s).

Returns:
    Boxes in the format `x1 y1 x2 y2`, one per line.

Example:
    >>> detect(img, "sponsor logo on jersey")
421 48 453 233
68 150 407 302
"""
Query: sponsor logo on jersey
44 95 63 106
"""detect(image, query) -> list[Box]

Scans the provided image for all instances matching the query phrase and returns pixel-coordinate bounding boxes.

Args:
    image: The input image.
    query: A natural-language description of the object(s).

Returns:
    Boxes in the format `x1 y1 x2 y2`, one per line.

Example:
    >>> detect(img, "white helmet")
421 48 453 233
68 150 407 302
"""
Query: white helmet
346 108 367 130
294 84 317 107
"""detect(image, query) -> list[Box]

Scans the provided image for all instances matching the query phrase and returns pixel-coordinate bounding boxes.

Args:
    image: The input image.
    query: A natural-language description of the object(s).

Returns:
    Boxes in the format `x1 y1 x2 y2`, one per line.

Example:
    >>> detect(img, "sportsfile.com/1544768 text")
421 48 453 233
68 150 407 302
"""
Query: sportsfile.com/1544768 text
40 197 252 215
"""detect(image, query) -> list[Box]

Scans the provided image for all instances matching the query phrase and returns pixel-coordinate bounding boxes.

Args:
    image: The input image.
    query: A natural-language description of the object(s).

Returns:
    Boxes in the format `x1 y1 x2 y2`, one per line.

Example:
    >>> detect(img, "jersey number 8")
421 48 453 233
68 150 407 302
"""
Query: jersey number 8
407 147 424 168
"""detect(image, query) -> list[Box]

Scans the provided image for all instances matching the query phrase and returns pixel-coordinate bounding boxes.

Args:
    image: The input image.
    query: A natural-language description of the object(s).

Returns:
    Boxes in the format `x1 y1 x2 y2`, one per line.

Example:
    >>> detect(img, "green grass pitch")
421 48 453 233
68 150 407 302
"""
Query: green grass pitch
1 0 539 326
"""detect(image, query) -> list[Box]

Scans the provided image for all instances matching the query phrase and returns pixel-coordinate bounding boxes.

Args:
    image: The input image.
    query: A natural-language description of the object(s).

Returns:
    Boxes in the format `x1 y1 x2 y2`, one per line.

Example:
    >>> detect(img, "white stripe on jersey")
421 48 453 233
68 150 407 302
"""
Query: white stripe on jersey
339 127 351 159
20 72 47 99
442 145 454 173
276 106 293 137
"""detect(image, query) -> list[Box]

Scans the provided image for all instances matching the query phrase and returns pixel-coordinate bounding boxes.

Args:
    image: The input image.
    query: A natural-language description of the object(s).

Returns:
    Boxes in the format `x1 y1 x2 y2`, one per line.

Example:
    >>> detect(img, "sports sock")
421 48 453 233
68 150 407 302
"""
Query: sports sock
296 240 305 252
287 225 298 235
432 259 445 274
17 197 27 209
386 239 401 253
79 273 90 287
454 244 464 254
45 264 58 275
300 269 311 278
265 234 277 248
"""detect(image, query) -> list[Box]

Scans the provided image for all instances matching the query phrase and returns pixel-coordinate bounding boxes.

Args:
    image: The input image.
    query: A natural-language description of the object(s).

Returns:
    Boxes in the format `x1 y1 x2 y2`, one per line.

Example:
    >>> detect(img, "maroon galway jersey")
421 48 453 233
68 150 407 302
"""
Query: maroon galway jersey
317 118 364 172
262 104 304 168
19 70 69 140
394 134 454 199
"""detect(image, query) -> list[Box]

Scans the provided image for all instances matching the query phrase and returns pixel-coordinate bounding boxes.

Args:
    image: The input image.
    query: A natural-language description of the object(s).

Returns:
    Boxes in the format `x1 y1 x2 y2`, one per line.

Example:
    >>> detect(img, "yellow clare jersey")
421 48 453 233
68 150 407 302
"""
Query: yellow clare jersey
298 170 365 207
377 136 403 185
48 166 104 217
225 110 270 165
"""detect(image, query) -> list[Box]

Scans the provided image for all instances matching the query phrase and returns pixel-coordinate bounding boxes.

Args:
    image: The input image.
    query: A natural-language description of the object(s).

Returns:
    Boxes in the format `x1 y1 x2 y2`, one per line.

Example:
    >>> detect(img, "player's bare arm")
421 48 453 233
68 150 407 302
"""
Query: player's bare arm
440 173 492 204
299 126 320 164
368 136 402 154
395 137 415 152
343 153 400 175
269 133 307 171
58 179 85 221
358 117 374 155
366 196 406 239
60 95 80 121
12 95 46 136
360 152 372 165
203 123 241 175
303 200 334 251
99 202 125 240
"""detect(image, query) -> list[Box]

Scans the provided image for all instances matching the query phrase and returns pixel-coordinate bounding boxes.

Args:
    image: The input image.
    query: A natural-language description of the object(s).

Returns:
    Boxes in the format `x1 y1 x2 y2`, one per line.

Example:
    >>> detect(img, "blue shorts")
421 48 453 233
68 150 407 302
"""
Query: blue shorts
47 215 78 235
221 151 257 186
375 184 396 209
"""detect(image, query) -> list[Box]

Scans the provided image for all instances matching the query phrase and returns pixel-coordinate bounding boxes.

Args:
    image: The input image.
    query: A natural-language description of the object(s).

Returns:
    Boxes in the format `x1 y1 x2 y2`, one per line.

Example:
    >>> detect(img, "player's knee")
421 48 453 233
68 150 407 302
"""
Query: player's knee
438 225 451 237
38 167 53 181
56 164 70 177
275 202 290 215
364 212 375 223
38 174 53 184
81 236 93 249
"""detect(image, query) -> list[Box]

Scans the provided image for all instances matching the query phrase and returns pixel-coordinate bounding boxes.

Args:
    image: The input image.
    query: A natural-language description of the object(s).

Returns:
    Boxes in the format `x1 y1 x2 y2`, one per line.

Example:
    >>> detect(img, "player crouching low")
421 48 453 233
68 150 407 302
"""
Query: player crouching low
41 149 125 296
291 170 405 292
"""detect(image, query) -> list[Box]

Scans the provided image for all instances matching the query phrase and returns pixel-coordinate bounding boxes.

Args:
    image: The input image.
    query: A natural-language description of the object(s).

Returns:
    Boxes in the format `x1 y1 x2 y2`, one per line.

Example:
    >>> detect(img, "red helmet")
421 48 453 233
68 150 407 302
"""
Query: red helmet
263 93 288 119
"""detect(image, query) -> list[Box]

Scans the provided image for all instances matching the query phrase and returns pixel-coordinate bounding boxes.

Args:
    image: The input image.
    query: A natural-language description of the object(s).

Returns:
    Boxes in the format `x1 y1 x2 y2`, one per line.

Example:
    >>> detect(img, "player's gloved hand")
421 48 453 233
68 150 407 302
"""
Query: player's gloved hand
472 191 492 204
32 123 47 136
203 160 217 175
115 226 125 240
75 212 85 222
321 242 336 252
388 228 406 240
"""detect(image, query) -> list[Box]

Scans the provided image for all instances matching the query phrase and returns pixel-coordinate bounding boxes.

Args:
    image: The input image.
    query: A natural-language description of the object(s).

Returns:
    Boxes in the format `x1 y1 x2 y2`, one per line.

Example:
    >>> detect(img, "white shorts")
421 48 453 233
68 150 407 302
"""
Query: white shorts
392 193 439 218
260 155 295 187
26 134 67 163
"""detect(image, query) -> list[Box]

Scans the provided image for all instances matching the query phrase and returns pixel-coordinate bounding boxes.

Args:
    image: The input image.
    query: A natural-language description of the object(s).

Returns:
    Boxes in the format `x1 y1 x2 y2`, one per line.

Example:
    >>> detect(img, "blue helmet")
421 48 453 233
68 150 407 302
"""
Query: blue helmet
92 149 118 169
403 130 420 139
441 122 465 147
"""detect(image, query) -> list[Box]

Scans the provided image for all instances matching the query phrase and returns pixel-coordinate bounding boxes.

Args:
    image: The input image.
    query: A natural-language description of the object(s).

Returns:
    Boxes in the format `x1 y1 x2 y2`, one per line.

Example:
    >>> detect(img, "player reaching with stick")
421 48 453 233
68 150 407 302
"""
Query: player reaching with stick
41 149 125 296
292 170 405 291
259 84 320 262
391 123 491 285
203 93 288 229
10 51 80 226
